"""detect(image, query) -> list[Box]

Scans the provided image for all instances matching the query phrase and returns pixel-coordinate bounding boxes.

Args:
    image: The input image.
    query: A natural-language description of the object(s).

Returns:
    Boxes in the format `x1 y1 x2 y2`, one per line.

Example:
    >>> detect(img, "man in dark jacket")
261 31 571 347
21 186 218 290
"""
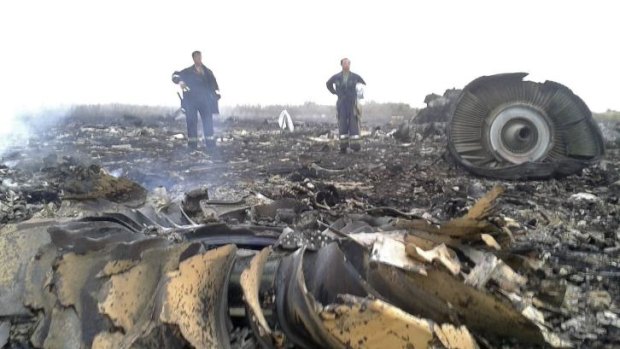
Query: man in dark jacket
326 58 366 153
172 51 220 151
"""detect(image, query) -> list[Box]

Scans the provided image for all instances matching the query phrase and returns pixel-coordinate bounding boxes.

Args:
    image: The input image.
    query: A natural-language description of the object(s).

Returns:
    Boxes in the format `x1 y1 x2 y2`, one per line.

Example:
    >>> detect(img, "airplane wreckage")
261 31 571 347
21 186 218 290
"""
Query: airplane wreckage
448 73 605 180
1 74 617 348
0 186 573 349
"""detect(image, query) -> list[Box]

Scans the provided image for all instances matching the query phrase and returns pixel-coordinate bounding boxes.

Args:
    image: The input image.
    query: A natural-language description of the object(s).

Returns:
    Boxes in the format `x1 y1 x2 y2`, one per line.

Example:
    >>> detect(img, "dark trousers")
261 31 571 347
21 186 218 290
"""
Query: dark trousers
337 97 360 137
337 97 361 150
185 99 214 148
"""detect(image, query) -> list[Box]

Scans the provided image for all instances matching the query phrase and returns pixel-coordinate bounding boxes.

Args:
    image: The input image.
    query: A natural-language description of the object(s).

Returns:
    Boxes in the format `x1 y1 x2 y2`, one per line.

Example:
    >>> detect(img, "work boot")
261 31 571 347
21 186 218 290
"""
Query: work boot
349 135 361 152
339 135 349 154
205 139 216 150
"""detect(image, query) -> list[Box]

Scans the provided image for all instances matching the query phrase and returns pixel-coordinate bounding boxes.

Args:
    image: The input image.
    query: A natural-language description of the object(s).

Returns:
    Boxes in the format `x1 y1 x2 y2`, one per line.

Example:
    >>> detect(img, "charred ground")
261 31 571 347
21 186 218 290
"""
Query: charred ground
1 108 619 347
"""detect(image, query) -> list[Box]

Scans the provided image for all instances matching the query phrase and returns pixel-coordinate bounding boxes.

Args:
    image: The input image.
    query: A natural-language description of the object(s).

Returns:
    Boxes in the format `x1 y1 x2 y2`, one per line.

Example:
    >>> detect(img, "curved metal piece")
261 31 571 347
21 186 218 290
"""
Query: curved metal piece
275 247 344 349
240 247 276 348
448 73 605 179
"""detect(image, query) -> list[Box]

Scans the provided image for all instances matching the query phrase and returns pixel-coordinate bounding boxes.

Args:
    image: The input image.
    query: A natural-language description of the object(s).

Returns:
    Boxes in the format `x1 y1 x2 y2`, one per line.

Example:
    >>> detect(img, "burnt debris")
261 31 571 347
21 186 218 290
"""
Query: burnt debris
0 188 575 348
0 94 619 348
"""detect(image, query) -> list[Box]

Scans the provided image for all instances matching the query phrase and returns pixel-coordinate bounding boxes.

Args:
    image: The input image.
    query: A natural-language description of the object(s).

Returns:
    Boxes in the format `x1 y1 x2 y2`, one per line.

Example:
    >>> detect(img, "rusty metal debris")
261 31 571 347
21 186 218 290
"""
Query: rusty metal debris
448 73 605 179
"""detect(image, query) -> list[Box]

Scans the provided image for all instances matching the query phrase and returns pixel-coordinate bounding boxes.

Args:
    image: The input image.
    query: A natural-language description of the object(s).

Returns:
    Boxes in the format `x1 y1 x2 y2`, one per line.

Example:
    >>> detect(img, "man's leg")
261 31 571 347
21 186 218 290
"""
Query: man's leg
336 99 350 153
185 102 199 150
349 100 362 152
198 101 215 149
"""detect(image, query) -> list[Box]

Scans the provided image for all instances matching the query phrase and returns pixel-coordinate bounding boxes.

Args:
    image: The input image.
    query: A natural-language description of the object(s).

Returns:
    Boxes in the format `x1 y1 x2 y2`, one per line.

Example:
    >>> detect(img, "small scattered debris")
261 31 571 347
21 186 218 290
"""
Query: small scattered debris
570 192 600 203
587 290 612 311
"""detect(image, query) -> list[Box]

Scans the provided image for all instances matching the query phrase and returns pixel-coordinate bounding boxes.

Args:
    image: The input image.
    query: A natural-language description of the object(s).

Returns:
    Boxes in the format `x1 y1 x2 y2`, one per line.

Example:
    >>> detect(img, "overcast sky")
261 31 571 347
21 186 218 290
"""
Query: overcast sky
0 0 618 119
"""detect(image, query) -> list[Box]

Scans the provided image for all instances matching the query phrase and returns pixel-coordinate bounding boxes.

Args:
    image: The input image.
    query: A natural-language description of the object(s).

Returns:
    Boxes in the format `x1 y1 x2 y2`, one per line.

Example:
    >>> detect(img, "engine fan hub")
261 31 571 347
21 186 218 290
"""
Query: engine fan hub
488 104 551 164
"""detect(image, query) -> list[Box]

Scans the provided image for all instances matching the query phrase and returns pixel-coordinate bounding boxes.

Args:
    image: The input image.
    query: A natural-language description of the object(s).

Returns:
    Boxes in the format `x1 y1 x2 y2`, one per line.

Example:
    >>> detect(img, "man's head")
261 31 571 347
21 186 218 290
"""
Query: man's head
340 58 351 72
192 51 202 65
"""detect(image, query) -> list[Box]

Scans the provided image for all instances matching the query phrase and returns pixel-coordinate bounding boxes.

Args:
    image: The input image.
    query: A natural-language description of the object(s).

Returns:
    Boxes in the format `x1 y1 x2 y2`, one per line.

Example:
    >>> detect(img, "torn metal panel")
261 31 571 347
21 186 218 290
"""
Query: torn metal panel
239 247 273 345
96 259 140 278
438 217 498 237
23 244 58 314
159 244 237 349
458 245 527 293
91 332 125 349
405 243 461 276
394 186 505 245
41 222 193 348
48 220 142 253
448 73 604 180
31 314 52 349
302 242 379 304
368 263 546 346
464 253 501 289
55 252 107 313
129 325 193 349
394 217 496 238
277 226 337 251
42 308 82 349
465 185 504 220
275 247 344 349
433 323 479 349
184 223 281 248
348 231 406 248
199 200 250 223
370 235 428 275
0 219 52 317
0 321 9 348
52 247 122 347
402 233 437 251
320 295 435 349
480 233 501 250
98 243 192 337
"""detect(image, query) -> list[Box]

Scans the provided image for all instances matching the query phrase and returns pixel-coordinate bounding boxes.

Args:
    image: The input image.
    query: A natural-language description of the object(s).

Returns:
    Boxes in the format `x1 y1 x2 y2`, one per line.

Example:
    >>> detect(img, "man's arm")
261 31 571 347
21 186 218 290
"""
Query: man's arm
211 70 220 94
171 71 182 84
206 69 221 99
356 74 366 85
172 69 189 90
326 75 337 94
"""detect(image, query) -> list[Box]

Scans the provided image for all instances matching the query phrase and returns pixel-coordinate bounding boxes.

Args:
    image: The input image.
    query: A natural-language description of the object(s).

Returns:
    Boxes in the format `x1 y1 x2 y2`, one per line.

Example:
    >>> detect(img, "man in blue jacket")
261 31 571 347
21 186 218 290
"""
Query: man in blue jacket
326 58 366 153
172 51 220 151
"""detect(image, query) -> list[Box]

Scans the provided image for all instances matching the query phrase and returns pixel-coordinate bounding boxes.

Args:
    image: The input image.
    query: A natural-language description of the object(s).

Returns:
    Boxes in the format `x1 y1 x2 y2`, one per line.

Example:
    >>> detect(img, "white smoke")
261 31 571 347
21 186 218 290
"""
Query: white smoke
0 103 70 158
0 105 28 156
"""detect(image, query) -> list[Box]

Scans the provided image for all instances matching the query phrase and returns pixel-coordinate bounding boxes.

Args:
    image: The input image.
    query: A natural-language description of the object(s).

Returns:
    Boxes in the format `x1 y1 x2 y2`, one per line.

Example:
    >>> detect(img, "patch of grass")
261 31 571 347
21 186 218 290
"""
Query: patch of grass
68 104 176 120
594 110 620 122
223 101 418 125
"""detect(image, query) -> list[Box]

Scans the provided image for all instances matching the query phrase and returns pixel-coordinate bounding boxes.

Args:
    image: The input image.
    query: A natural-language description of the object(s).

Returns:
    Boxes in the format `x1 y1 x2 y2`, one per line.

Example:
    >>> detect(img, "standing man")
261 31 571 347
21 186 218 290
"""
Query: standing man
172 51 221 151
326 58 366 153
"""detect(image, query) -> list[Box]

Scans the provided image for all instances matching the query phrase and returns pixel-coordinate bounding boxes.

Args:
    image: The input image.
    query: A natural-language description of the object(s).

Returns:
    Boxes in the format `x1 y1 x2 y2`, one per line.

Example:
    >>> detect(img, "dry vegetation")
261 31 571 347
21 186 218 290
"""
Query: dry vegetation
61 102 418 125
594 110 620 121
